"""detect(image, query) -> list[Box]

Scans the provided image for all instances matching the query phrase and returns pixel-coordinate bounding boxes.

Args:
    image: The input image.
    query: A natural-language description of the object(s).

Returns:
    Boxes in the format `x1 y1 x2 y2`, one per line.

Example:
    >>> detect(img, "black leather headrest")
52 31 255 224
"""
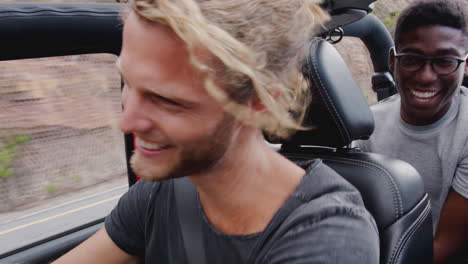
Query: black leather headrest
284 39 374 148
0 2 122 61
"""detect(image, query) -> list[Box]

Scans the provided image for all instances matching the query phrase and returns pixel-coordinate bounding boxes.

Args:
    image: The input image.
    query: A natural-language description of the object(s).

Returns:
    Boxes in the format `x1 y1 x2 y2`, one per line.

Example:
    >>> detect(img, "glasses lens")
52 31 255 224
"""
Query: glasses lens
433 58 458 75
399 55 424 71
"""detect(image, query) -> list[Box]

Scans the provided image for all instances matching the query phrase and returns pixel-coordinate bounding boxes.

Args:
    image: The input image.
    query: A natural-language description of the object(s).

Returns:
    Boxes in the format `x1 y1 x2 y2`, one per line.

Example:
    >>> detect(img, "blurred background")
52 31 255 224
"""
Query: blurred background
0 0 414 215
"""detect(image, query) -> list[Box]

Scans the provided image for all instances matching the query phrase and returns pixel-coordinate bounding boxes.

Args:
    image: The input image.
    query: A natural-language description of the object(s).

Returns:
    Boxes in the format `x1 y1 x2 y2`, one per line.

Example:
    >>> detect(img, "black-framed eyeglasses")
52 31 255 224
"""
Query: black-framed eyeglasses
393 49 468 75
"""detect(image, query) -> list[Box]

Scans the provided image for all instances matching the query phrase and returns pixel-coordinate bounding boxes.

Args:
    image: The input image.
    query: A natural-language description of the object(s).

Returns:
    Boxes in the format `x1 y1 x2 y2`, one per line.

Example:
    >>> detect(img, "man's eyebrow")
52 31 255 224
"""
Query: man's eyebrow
399 48 423 54
114 60 197 107
434 48 464 56
141 86 197 108
400 47 462 56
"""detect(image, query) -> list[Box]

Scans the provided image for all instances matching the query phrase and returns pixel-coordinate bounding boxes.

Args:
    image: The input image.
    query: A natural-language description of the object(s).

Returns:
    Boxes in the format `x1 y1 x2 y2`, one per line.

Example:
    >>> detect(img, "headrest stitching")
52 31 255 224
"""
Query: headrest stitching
390 201 431 264
308 40 351 143
306 42 346 143
285 153 404 220
320 156 403 218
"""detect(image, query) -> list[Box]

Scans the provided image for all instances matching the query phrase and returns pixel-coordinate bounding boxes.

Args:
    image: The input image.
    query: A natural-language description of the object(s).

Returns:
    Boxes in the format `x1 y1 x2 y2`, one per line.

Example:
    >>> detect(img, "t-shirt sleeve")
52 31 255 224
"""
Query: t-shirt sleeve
260 206 380 264
104 180 158 256
452 149 468 199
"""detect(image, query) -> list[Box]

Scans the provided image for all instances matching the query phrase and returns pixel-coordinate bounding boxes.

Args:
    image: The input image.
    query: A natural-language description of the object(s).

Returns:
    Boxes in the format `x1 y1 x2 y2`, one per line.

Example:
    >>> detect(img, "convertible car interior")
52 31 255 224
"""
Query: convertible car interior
0 1 433 263
278 38 433 264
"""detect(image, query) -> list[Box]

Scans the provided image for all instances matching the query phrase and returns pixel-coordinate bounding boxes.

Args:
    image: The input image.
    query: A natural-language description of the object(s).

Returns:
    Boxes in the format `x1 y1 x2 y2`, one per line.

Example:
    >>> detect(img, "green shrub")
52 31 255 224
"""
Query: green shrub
45 183 58 193
74 175 83 182
0 134 30 179
382 10 401 34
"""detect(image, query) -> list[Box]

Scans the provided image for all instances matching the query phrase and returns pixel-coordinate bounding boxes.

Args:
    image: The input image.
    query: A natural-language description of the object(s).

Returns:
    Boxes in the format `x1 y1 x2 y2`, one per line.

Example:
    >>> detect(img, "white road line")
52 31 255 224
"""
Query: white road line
0 195 122 235
13 184 128 221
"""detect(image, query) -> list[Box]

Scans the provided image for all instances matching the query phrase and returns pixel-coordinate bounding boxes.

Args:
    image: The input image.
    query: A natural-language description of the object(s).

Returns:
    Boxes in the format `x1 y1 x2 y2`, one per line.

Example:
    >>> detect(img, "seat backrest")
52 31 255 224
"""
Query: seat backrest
279 39 433 264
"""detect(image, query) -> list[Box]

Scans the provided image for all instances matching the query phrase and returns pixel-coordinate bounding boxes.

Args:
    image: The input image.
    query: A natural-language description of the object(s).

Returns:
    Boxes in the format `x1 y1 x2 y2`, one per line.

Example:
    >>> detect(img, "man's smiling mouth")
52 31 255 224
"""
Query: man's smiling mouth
136 137 170 151
410 89 439 99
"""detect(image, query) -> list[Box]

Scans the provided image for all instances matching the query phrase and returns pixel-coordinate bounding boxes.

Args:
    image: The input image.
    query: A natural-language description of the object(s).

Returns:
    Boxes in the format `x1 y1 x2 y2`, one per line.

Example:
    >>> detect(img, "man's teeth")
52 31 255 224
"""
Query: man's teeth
137 138 166 150
411 90 438 99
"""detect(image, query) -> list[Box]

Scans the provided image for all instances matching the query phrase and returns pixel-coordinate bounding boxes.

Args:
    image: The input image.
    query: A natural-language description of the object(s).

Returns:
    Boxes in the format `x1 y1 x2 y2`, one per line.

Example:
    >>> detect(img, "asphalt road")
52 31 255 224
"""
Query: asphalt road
0 184 128 256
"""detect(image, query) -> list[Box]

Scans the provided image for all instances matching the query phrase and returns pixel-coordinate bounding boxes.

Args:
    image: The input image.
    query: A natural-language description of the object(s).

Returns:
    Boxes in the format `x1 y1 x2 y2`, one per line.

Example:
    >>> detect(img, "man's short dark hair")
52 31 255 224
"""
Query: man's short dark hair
394 0 468 49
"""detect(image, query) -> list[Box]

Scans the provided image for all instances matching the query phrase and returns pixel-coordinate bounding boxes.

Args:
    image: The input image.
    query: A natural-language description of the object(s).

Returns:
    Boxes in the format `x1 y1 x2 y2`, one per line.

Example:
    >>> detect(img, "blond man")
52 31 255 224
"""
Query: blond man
55 0 379 263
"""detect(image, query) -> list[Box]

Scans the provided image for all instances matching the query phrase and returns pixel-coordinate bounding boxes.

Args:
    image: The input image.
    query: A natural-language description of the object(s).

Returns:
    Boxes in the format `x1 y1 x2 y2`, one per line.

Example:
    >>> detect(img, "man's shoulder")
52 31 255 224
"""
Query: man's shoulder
259 160 379 263
124 179 165 204
370 94 400 119
460 85 468 94
458 86 468 107
450 87 468 125
130 178 161 192
295 160 371 220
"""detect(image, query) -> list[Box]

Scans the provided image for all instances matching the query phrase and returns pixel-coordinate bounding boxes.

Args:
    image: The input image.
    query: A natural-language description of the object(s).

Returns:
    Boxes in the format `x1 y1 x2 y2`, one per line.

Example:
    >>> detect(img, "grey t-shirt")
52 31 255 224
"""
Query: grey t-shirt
105 159 379 263
355 87 468 229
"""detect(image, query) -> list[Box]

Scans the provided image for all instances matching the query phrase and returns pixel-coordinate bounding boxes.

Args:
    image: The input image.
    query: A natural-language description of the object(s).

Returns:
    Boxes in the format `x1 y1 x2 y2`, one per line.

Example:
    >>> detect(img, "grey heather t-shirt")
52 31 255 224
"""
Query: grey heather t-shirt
355 87 468 229
105 159 379 263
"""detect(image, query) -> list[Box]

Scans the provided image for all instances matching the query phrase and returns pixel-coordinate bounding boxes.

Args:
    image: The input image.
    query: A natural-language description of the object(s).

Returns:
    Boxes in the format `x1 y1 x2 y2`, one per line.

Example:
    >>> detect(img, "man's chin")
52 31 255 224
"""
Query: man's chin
130 153 177 182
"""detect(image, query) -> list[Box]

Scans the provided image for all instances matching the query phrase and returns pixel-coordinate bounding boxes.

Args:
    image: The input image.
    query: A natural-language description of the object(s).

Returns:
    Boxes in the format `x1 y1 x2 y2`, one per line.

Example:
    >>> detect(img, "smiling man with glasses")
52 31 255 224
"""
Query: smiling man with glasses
355 0 468 263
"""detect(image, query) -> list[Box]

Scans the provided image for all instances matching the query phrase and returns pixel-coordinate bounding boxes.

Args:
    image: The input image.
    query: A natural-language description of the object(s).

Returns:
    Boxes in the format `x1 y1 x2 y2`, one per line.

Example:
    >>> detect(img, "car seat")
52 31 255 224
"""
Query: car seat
277 39 433 264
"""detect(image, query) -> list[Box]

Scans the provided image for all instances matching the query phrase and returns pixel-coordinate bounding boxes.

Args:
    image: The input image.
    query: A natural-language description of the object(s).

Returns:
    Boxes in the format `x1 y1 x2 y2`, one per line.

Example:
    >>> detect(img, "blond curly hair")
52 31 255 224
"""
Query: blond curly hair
130 0 328 139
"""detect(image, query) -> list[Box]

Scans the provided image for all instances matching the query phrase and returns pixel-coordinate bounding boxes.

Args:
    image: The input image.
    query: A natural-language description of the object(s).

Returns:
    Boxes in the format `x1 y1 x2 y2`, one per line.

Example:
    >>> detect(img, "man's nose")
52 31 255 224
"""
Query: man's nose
415 62 438 83
119 90 152 134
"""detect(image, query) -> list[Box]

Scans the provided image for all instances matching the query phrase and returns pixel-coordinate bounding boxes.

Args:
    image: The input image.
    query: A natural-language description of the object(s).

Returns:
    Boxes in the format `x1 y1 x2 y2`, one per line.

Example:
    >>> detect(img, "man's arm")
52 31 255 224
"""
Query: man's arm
56 180 156 263
434 189 468 264
53 227 142 264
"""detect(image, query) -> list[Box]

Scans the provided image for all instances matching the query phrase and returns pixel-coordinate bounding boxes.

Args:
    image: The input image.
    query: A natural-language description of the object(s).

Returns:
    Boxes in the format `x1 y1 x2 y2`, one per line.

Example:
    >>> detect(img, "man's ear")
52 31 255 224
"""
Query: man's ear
388 47 396 73
465 39 468 75
249 89 283 112
464 57 468 76
250 96 266 112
